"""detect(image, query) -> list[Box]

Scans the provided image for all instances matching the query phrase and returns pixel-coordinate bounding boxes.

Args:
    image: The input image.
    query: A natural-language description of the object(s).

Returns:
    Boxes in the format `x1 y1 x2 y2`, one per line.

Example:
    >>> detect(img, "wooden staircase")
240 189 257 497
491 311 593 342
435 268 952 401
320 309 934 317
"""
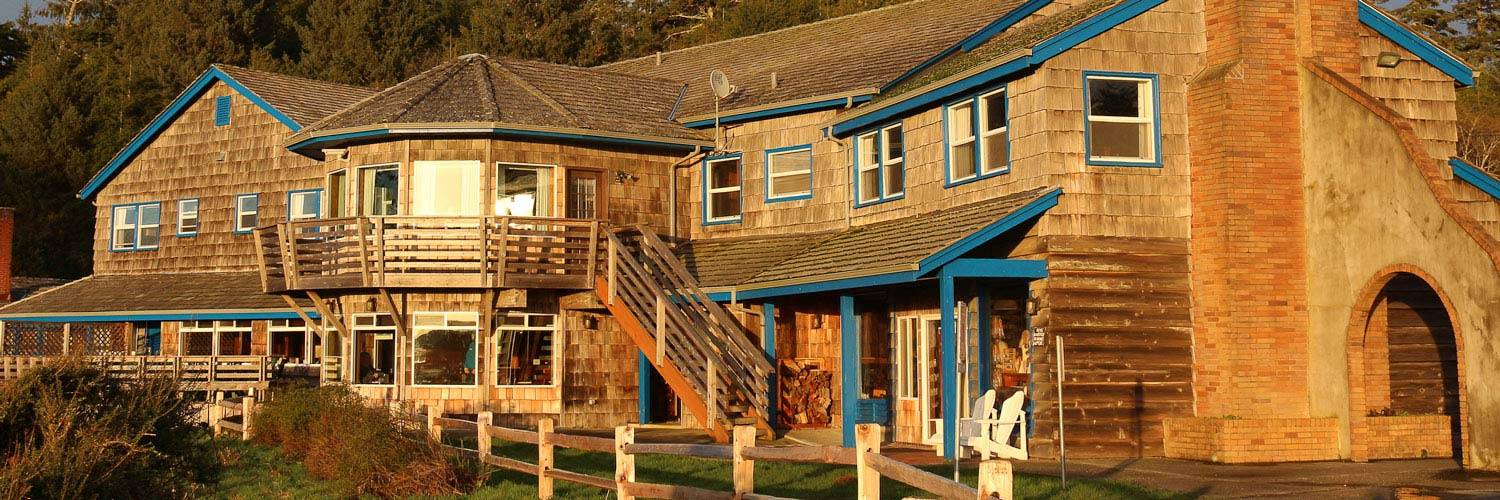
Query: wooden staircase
595 227 774 442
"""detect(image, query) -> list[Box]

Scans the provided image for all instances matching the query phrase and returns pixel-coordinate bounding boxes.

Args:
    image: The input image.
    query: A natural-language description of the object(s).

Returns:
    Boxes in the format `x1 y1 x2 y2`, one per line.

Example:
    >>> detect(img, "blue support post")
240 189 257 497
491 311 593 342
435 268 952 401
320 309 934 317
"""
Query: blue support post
762 302 778 426
939 273 959 460
840 295 859 448
978 286 993 395
638 352 652 424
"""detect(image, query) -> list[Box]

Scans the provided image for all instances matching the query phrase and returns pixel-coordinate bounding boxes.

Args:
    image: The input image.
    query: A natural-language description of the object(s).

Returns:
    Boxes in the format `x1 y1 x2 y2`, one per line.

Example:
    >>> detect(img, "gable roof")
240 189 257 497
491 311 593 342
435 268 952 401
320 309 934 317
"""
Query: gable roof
831 0 1157 136
680 187 1059 298
1356 1 1476 87
78 65 377 200
600 0 1024 126
288 54 711 153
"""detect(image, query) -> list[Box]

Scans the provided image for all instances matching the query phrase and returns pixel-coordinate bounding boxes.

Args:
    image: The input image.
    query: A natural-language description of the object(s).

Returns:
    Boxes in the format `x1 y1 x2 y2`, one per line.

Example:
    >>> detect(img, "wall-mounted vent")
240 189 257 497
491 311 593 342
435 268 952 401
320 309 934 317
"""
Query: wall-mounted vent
214 95 232 127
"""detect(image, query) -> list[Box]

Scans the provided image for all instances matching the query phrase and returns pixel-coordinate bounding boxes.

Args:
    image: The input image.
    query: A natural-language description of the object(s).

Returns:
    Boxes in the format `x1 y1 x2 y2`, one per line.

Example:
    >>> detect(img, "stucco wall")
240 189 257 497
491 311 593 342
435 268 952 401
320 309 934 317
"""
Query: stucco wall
1299 67 1500 470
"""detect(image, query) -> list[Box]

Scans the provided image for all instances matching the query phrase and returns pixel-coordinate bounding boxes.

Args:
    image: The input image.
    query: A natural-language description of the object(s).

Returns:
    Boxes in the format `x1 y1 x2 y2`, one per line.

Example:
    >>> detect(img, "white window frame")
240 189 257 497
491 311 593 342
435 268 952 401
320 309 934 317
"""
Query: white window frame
359 163 401 216
492 312 560 388
879 124 905 198
213 320 254 356
268 319 316 362
495 162 557 217
977 88 1009 175
234 194 259 233
327 169 348 218
946 100 978 183
1084 74 1157 165
410 311 480 388
764 145 813 202
855 132 881 205
176 199 200 237
179 321 216 356
287 190 322 222
352 313 398 387
703 156 742 224
110 202 161 251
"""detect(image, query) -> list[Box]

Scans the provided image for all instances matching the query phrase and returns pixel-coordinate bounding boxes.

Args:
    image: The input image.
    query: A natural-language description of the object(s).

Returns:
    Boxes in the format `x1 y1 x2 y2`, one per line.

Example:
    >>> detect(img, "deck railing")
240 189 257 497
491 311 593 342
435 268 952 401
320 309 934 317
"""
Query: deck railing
0 355 281 391
255 216 605 293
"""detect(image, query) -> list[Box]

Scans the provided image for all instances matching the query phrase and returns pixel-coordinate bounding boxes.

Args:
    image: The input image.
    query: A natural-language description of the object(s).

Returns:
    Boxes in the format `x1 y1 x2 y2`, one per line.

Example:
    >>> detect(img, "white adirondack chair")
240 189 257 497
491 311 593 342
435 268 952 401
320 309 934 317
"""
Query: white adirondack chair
959 389 1028 460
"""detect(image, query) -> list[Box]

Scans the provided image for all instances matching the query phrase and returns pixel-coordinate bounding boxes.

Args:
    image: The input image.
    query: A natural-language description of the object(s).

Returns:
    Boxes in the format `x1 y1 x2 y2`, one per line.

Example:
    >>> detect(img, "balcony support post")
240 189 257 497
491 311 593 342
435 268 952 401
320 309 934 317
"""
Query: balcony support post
357 218 372 287
306 291 351 383
587 220 600 287
494 218 509 288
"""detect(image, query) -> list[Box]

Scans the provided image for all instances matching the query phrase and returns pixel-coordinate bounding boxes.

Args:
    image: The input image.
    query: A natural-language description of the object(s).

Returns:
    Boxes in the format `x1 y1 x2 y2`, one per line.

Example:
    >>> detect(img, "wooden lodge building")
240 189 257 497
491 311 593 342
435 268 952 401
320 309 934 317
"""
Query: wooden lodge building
2 0 1499 469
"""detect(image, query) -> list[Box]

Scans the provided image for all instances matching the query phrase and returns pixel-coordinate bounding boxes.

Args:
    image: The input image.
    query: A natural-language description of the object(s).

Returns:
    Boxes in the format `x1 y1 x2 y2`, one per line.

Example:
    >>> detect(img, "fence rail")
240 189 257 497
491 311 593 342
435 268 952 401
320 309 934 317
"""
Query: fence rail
427 409 1012 500
211 395 256 440
256 216 606 292
0 355 281 391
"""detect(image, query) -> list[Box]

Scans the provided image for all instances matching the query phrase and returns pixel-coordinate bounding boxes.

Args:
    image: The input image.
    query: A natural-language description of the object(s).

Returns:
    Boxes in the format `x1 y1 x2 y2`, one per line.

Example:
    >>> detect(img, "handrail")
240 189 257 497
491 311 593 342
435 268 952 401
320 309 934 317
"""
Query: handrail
0 355 289 389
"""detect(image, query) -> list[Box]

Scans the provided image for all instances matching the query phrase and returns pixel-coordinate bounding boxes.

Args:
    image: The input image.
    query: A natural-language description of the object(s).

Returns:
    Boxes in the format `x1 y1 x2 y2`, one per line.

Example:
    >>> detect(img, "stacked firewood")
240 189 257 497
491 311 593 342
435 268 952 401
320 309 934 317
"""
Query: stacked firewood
777 359 833 428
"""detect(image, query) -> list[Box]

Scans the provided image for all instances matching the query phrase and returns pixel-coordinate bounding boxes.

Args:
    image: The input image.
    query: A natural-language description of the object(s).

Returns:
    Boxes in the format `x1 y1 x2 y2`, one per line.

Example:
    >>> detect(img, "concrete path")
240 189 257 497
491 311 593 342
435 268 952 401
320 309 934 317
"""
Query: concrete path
1011 457 1500 499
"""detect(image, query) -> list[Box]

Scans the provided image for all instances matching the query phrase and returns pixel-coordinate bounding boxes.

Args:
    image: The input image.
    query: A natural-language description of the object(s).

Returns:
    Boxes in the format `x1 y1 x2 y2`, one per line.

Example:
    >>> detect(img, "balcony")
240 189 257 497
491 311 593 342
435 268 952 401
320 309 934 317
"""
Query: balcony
255 216 605 293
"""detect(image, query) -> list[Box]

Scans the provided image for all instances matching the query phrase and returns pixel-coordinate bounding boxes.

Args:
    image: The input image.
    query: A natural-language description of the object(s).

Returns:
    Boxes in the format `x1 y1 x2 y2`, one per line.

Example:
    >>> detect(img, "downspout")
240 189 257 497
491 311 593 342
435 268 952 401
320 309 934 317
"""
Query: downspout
670 146 704 239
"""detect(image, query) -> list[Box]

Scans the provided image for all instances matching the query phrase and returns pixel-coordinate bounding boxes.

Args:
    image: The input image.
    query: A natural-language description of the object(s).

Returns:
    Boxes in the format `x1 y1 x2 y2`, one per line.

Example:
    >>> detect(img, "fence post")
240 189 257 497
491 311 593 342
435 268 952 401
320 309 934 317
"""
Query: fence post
978 460 1013 500
241 396 256 441
209 394 223 436
477 411 493 460
855 423 881 500
733 425 756 499
427 405 442 443
538 418 555 500
616 425 636 500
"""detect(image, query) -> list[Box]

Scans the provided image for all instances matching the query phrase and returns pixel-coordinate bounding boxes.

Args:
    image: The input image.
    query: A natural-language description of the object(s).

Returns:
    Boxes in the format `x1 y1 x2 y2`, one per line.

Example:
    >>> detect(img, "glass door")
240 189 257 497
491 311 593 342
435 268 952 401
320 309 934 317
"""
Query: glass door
412 160 482 216
565 169 605 219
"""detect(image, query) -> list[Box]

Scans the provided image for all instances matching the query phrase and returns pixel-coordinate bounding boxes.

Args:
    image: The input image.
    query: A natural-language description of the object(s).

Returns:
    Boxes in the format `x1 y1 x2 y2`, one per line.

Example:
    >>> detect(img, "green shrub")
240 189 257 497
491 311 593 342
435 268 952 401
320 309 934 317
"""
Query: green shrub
0 358 212 499
251 385 464 497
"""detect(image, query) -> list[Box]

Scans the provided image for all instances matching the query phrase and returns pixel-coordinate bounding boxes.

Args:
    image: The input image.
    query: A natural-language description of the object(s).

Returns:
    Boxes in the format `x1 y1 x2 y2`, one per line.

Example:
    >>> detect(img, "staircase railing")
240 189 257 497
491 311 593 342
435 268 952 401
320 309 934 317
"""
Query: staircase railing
603 227 772 433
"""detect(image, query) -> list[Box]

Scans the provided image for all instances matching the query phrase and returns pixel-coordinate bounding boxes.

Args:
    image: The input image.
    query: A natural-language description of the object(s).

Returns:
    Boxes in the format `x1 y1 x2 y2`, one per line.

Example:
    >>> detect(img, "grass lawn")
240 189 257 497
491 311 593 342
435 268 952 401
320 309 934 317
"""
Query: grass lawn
209 438 1187 499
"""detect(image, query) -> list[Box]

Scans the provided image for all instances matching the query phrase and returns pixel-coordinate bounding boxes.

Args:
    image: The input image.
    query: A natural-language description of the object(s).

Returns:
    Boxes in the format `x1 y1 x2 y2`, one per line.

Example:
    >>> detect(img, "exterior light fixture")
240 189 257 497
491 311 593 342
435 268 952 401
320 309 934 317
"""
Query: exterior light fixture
1376 51 1403 68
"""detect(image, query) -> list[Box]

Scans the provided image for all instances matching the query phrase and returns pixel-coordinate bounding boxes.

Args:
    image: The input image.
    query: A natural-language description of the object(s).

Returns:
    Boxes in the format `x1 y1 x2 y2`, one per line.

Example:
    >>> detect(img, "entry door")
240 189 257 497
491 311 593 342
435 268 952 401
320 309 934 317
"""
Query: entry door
412 160 483 216
565 169 606 219
919 317 942 445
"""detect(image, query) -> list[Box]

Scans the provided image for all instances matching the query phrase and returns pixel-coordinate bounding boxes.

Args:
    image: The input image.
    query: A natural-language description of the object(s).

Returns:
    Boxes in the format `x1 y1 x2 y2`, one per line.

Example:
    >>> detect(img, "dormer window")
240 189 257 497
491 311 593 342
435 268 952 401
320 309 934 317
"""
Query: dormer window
1084 72 1160 166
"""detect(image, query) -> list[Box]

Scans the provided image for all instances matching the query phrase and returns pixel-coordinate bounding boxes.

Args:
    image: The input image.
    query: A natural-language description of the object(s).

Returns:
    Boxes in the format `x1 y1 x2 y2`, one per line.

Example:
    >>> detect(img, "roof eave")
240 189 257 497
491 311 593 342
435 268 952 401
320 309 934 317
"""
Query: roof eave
286 122 714 155
1356 1 1476 87
676 89 880 128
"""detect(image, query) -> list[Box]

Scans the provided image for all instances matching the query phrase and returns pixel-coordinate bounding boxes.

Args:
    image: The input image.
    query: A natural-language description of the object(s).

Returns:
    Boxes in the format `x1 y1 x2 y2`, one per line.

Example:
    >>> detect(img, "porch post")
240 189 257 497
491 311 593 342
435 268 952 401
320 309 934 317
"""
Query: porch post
978 286 993 395
940 272 958 460
637 352 651 424
762 302 777 426
840 294 858 447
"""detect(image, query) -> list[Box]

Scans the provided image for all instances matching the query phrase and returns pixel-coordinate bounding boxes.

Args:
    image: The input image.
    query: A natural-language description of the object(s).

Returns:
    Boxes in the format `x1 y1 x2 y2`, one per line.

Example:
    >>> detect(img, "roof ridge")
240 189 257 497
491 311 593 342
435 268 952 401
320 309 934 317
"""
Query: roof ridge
490 58 586 128
598 0 950 69
295 57 473 134
210 63 376 93
389 58 472 123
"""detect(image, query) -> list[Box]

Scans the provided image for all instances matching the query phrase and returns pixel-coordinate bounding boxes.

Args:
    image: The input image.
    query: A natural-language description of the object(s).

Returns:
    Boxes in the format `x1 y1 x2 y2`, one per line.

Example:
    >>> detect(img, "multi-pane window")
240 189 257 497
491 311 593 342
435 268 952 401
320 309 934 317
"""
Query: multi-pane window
179 320 251 356
327 170 348 218
177 199 199 236
497 163 554 217
360 164 400 216
353 314 397 385
412 312 479 386
268 319 317 362
978 89 1009 175
111 202 161 251
181 321 215 356
216 320 253 355
947 100 977 182
288 190 322 222
413 160 482 216
234 194 259 233
765 145 813 202
854 125 904 205
704 156 742 224
494 312 558 386
1085 73 1158 165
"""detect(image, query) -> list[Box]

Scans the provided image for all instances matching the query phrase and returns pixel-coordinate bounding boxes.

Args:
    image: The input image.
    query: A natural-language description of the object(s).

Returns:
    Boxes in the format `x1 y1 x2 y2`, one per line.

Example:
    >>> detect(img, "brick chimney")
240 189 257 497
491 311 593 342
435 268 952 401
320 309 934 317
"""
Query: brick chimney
1187 0 1361 418
0 207 12 304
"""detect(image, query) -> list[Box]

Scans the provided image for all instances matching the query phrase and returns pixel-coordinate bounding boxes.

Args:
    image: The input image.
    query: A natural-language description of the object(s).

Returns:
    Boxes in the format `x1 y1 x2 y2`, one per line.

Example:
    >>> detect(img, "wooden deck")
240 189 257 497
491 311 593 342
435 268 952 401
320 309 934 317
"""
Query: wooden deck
255 216 605 293
0 355 296 391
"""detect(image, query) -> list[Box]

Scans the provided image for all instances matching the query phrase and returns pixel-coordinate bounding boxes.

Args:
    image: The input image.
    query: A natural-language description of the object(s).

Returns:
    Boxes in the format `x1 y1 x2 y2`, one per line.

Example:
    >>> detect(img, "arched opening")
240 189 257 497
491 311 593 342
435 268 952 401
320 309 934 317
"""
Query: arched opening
1349 270 1465 462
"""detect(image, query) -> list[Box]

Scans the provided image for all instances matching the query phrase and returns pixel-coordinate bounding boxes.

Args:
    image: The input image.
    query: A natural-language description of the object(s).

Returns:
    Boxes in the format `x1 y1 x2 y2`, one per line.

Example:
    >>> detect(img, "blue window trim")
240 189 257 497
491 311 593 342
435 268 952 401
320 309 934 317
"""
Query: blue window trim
1451 158 1500 200
852 123 907 208
942 85 1013 188
286 188 325 221
175 198 200 237
108 201 162 253
234 193 260 234
1082 71 1163 168
1357 1 1474 87
764 144 814 203
214 95 232 126
701 153 744 226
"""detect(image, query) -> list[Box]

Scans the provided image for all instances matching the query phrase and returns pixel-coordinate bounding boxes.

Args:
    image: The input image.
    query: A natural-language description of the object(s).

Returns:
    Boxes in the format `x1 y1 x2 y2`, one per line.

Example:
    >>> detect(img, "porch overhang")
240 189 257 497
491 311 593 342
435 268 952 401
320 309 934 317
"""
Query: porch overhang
0 272 316 322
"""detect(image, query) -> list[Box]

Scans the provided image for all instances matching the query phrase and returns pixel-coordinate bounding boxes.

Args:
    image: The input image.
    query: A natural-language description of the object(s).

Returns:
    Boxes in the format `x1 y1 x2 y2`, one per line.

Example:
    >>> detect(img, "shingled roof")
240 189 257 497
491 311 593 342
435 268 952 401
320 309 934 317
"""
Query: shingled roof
214 65 378 126
601 0 1024 119
295 54 709 144
0 272 311 318
679 187 1056 290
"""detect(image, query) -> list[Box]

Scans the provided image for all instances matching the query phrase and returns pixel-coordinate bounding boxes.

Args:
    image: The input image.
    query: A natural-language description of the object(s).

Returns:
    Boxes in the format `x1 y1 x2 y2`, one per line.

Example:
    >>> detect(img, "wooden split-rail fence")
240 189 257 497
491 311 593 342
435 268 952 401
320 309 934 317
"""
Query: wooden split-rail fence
599 227 775 442
427 410 1013 500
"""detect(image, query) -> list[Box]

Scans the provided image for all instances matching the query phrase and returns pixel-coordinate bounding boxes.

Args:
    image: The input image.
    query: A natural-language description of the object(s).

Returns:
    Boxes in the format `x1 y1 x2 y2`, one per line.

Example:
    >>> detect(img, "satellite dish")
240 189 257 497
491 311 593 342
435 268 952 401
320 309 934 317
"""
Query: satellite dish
709 70 734 99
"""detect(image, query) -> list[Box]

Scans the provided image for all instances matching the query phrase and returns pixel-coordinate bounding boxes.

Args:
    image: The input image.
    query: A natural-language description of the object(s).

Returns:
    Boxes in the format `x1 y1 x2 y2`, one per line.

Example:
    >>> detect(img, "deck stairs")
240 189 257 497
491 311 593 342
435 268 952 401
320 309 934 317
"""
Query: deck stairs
595 227 774 442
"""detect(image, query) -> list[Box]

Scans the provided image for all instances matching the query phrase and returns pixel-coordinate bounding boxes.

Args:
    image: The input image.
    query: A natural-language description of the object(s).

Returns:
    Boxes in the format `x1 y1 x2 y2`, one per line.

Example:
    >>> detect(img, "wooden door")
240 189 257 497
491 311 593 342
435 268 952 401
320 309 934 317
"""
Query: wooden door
565 169 606 219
